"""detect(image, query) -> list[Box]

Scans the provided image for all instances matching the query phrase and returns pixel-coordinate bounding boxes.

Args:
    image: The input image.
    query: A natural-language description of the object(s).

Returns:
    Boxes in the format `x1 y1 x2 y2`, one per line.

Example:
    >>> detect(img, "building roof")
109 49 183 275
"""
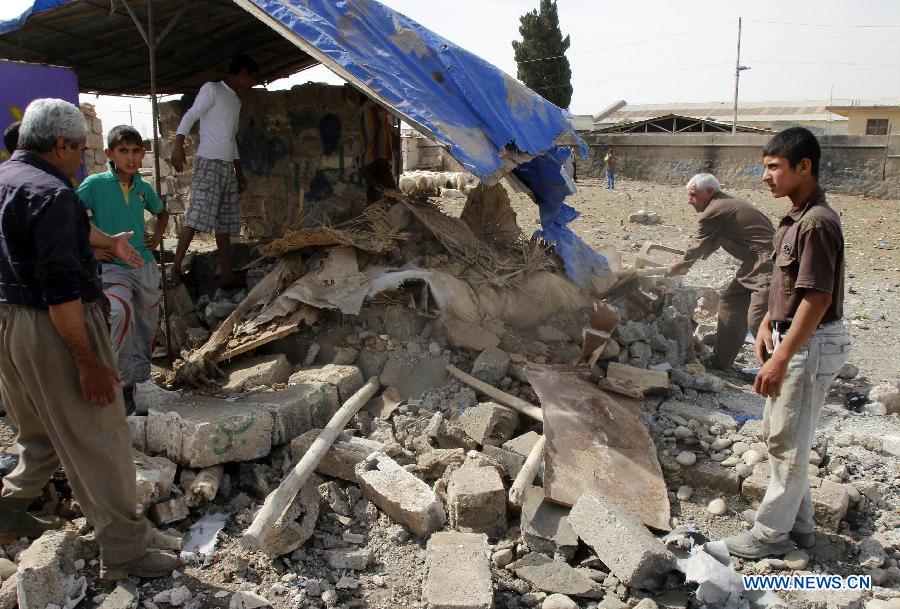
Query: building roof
595 114 769 134
593 99 854 126
825 99 900 116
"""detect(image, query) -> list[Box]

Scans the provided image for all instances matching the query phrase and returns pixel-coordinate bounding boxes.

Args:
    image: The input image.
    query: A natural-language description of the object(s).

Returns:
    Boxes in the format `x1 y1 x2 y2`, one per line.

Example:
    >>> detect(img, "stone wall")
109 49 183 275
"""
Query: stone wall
80 102 107 176
401 133 463 172
581 132 900 199
158 83 369 239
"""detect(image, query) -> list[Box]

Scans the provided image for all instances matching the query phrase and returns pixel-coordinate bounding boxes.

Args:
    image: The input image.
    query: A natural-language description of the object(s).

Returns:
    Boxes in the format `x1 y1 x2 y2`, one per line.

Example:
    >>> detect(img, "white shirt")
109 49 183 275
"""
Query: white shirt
176 81 241 162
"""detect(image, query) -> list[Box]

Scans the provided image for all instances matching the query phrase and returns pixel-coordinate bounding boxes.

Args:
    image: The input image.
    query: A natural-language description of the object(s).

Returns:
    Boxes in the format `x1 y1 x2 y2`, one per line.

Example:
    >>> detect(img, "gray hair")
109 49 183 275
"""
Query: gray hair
18 98 86 153
686 173 721 193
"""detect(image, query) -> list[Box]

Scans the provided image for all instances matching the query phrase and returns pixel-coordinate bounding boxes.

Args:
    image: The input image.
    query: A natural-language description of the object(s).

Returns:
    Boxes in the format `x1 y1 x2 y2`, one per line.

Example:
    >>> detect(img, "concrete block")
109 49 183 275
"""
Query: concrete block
521 486 578 560
677 460 742 494
326 548 371 570
290 430 384 482
96 582 139 609
147 395 274 467
255 382 340 445
509 553 600 598
456 402 519 447
471 347 510 386
356 452 445 538
0 558 15 581
424 532 493 609
150 496 189 525
503 431 542 457
133 449 177 512
741 466 849 532
289 364 364 402
128 415 147 452
447 466 506 537
481 445 526 480
224 354 291 392
416 448 467 480
790 587 864 609
15 530 80 609
568 491 676 589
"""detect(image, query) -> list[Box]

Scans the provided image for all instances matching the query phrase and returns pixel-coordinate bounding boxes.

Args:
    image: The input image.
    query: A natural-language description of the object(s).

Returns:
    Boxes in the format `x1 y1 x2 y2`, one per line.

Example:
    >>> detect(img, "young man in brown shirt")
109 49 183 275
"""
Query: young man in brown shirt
668 173 774 369
724 127 851 559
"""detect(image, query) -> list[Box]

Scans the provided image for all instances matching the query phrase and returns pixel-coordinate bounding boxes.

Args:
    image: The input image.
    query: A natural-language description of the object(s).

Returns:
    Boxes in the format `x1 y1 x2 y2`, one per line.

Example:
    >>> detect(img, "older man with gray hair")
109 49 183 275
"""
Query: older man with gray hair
667 173 775 369
0 98 178 579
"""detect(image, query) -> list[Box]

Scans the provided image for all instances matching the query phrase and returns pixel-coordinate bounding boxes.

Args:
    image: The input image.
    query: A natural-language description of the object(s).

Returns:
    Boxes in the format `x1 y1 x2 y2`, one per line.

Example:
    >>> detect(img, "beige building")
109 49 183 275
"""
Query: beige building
825 100 900 135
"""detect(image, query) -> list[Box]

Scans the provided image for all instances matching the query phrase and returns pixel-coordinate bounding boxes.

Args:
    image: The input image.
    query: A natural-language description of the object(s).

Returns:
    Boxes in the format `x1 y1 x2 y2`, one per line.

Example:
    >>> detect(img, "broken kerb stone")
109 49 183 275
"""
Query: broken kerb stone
15 529 83 609
509 552 600 598
147 395 274 467
254 382 340 445
424 532 493 609
289 364 364 403
520 486 578 560
355 452 445 538
290 429 385 482
223 353 291 393
456 402 519 447
568 491 676 589
447 465 507 537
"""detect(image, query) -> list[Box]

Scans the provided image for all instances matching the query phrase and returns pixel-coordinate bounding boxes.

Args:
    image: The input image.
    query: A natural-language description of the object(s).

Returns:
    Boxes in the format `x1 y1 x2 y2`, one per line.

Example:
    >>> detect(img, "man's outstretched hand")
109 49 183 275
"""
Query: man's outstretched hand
110 232 144 267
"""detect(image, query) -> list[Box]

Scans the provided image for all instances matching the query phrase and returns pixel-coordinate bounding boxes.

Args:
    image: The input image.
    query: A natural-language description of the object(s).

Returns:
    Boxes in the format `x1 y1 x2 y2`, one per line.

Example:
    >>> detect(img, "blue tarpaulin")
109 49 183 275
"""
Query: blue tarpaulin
0 0 610 287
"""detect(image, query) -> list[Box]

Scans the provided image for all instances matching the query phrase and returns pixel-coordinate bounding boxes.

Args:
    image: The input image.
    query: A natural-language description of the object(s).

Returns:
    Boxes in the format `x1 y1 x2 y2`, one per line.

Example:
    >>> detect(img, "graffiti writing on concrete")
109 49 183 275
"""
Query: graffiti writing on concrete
742 164 764 178
212 415 255 455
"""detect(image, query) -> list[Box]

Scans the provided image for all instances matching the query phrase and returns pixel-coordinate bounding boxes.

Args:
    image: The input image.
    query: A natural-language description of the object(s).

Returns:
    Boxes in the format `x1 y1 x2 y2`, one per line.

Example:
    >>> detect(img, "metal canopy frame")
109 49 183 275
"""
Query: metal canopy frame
597 114 771 134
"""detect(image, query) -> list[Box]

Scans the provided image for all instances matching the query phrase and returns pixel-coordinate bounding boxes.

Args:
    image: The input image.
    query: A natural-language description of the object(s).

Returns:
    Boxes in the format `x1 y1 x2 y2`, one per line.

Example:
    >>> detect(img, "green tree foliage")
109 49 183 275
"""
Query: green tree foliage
512 0 573 109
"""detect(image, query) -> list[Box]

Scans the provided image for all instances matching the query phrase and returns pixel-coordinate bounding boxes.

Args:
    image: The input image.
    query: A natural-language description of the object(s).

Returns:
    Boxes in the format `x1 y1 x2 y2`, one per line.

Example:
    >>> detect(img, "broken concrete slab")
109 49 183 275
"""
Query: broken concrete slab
15 529 83 609
447 465 507 537
326 547 372 570
741 466 849 531
527 364 670 531
424 532 493 609
133 449 177 512
456 402 519 447
364 385 405 419
658 400 739 432
471 347 510 386
289 364 364 403
606 362 670 397
356 452 445 537
503 431 542 457
128 415 147 452
224 354 291 393
509 552 600 598
254 382 340 444
521 485 578 560
569 491 676 589
290 429 384 482
96 582 139 609
147 395 274 467
480 445 526 481
417 448 467 479
678 460 742 495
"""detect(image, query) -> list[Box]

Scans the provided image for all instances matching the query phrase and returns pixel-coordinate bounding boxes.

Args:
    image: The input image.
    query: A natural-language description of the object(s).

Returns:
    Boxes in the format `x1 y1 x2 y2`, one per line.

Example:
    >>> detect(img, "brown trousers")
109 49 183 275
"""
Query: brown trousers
714 278 769 369
0 303 147 563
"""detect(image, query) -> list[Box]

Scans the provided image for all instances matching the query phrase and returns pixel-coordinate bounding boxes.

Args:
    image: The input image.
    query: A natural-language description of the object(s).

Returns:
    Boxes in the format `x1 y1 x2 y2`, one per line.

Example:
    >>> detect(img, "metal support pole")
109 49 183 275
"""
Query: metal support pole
731 18 749 135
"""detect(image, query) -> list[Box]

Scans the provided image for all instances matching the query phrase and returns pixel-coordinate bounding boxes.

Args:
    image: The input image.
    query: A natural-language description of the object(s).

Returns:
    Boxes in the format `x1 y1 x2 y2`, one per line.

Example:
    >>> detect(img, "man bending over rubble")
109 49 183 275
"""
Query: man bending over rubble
0 99 178 579
723 127 850 559
667 173 774 369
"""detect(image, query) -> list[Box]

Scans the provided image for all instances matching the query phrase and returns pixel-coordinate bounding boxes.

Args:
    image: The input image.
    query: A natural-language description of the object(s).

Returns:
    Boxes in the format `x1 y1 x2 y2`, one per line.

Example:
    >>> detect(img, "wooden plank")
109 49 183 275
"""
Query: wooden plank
217 307 318 362
606 362 671 397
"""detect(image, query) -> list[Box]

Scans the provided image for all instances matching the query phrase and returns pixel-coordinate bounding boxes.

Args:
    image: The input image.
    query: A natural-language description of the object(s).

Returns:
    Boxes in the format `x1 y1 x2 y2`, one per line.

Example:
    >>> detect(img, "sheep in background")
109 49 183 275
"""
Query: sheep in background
399 170 479 198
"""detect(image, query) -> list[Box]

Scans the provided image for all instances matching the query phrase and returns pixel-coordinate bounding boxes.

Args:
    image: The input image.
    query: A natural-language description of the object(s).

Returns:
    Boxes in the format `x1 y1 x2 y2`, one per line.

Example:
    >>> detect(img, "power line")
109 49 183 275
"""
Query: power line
517 20 734 64
532 61 733 90
743 26 900 45
747 20 900 28
746 59 900 67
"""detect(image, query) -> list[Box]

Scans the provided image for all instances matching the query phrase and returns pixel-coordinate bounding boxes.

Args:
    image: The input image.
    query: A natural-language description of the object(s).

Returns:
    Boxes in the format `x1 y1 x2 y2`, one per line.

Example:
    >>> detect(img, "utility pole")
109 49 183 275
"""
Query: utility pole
732 17 750 134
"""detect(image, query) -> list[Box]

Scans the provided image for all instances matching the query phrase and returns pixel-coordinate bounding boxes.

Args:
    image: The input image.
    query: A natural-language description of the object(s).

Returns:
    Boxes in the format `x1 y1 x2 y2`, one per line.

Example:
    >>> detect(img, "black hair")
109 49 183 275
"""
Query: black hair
106 124 144 149
3 121 20 154
762 126 821 178
228 54 259 76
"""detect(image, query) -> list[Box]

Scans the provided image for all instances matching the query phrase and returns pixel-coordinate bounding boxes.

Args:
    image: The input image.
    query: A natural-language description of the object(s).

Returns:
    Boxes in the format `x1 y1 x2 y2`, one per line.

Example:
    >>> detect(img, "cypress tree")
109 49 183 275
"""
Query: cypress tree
512 0 573 109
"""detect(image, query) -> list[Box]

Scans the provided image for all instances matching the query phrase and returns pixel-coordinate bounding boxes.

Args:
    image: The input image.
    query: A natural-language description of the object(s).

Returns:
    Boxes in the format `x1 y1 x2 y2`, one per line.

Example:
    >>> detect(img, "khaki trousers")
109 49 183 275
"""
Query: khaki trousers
752 322 850 543
0 303 147 563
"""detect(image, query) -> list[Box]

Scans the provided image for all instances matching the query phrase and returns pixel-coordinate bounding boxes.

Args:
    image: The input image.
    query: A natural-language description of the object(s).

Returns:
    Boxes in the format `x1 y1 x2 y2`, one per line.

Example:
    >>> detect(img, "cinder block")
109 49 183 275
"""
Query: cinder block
447 466 506 537
424 532 493 609
289 364 364 403
290 430 384 481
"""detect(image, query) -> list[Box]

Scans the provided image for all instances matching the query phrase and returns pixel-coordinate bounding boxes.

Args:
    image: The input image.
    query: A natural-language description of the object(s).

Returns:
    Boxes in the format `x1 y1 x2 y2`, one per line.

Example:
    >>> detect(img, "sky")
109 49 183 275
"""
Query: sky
5 0 898 136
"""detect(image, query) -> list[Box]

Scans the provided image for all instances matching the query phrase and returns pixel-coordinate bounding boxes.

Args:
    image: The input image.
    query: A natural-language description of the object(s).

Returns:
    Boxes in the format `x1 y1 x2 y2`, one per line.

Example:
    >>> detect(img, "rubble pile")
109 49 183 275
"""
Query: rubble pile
1 186 899 609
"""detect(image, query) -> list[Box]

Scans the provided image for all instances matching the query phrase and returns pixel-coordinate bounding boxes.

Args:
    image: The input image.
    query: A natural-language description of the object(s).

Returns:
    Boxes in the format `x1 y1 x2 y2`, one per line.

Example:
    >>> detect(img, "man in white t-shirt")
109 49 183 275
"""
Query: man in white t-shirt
169 54 258 289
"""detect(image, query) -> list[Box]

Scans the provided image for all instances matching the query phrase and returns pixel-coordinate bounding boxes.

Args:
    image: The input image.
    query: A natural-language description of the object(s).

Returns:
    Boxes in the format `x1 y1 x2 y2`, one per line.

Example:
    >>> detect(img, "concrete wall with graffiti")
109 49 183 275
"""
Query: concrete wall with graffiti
582 132 900 199
158 83 369 240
